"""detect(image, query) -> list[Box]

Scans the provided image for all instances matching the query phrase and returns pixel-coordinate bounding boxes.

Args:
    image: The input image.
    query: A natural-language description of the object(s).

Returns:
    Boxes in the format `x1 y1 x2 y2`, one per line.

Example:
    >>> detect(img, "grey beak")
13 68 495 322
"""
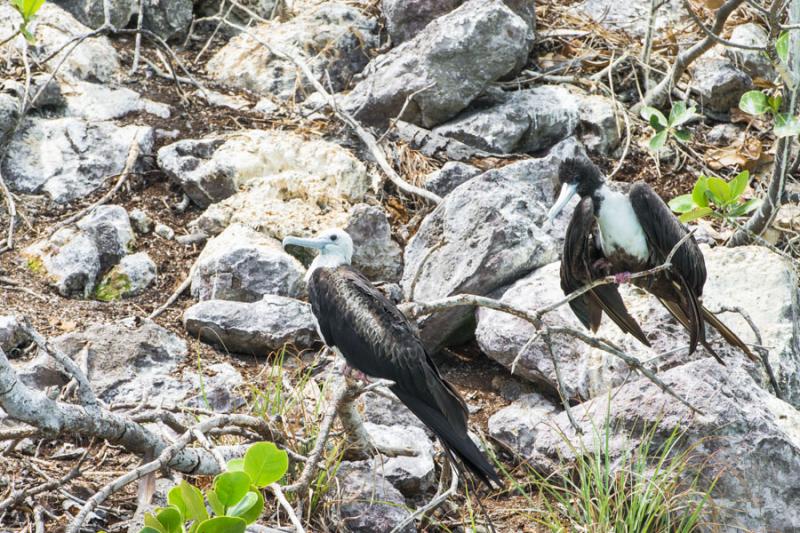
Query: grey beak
282 236 326 250
547 183 578 222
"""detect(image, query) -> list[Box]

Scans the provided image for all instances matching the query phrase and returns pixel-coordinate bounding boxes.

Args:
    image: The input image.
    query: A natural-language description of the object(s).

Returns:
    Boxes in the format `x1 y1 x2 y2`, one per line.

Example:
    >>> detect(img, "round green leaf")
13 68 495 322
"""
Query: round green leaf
139 528 162 533
155 506 183 533
179 481 208 523
774 113 800 138
227 458 245 472
692 176 710 208
235 489 264 524
706 177 732 204
196 517 247 533
648 129 669 151
739 90 769 115
668 101 697 127
728 170 750 201
227 491 259 519
673 128 691 142
206 489 225 517
213 471 251 508
640 106 668 128
167 486 186 519
678 207 714 223
668 194 695 213
244 442 289 488
143 514 166 533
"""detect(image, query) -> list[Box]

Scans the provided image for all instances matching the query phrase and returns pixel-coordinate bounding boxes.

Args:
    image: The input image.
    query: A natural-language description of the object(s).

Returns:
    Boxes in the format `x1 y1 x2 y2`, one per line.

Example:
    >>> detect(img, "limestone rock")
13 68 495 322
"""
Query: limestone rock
381 0 461 43
365 422 436 496
207 3 378 101
488 392 559 454
725 23 776 81
0 315 32 356
129 208 153 234
191 224 306 302
183 296 318 355
141 0 193 40
345 0 532 128
690 54 752 115
577 94 622 156
63 80 170 121
95 252 156 300
2 117 154 203
75 206 134 271
345 205 403 282
336 462 415 533
423 162 481 197
52 0 134 29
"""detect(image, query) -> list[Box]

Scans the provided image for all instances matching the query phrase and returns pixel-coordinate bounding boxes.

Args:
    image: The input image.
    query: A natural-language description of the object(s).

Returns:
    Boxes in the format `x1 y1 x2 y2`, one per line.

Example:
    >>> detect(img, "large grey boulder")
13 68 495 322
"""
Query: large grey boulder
476 245 800 405
725 23 776 81
345 0 532 128
191 224 306 302
94 252 157 301
432 86 580 154
690 54 752 115
336 461 415 533
364 422 436 496
181 131 370 240
519 359 800 532
207 3 378 101
577 94 622 156
1 3 120 82
63 80 170 121
52 0 134 29
488 392 559 454
381 0 461 43
183 296 318 355
16 319 188 404
400 139 588 349
345 205 403 282
2 118 154 203
141 0 193 40
423 162 481 197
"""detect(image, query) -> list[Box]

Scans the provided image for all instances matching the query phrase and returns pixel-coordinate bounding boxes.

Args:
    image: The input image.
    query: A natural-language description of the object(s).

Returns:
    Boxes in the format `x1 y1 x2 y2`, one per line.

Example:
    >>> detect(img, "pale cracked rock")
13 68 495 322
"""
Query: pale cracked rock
524 360 800 532
345 204 403 282
63 80 171 121
191 223 306 302
75 205 135 271
183 296 318 355
207 3 378 101
488 392 559 454
476 245 800 405
724 23 776 81
2 117 154 203
95 252 156 301
1 3 120 82
690 53 752 115
178 131 372 241
423 161 481 197
0 315 32 356
345 0 533 128
364 422 436 496
400 138 588 350
336 461 415 533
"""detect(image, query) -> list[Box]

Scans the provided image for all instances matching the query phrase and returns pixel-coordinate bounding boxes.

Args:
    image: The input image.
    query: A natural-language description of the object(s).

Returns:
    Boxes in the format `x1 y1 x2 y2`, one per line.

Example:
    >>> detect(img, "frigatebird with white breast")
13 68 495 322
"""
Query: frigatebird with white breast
282 228 501 488
546 157 757 364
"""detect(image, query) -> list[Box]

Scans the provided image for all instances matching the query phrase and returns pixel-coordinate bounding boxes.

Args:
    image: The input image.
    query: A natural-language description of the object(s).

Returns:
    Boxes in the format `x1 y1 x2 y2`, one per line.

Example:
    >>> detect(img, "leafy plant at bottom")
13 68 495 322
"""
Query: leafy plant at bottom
640 101 698 151
668 171 761 223
9 0 46 43
139 441 288 533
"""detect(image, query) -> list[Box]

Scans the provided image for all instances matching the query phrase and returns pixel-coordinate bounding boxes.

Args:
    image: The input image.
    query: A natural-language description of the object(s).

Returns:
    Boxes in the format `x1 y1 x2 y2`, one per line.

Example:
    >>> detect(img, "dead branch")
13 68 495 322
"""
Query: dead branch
0 449 88 512
270 483 306 533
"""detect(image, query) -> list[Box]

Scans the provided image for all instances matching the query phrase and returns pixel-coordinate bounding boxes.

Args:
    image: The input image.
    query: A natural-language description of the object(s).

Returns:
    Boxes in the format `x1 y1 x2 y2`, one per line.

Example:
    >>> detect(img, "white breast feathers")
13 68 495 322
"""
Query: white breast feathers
595 186 650 261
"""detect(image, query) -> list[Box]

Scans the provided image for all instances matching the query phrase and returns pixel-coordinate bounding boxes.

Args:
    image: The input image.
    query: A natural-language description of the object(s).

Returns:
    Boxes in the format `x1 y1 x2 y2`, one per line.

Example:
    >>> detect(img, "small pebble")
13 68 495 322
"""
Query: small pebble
154 223 175 240
129 208 153 234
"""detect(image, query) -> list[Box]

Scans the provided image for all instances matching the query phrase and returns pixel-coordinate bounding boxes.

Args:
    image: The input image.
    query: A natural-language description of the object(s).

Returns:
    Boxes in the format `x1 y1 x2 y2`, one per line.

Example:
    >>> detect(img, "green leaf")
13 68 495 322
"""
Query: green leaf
12 0 45 21
668 102 697 127
679 207 714 223
153 507 183 533
143 514 166 533
167 486 186 519
777 31 789 64
195 517 247 533
213 471 251 508
139 529 163 533
244 442 289 488
692 176 710 208
227 458 245 472
728 170 750 201
235 489 264 524
648 129 669 151
739 90 769 115
227 491 258 518
738 198 762 215
668 194 695 213
673 128 691 142
774 113 800 137
179 481 208 523
768 95 782 114
21 26 35 44
707 177 732 204
207 490 225 517
641 106 668 128
649 114 665 132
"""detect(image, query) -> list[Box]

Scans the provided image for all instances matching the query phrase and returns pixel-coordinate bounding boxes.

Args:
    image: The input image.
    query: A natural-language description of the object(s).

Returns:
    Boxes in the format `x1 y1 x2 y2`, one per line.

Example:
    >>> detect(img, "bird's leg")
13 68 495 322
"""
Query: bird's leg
342 363 371 384
614 271 633 285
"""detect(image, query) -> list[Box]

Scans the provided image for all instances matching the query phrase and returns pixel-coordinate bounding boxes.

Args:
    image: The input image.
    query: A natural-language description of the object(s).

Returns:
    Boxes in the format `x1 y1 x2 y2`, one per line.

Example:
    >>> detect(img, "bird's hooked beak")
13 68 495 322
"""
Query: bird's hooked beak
546 182 578 223
282 235 327 251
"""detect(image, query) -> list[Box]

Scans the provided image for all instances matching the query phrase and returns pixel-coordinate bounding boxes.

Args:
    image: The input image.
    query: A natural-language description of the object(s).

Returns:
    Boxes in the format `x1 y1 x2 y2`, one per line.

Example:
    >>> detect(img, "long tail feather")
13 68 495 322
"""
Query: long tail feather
658 298 726 365
701 306 759 363
589 286 651 347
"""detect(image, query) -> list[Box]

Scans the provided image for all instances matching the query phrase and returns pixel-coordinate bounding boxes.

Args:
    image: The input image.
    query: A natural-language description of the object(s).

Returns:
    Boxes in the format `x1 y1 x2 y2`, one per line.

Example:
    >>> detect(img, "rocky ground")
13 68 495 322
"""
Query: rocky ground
1 0 800 532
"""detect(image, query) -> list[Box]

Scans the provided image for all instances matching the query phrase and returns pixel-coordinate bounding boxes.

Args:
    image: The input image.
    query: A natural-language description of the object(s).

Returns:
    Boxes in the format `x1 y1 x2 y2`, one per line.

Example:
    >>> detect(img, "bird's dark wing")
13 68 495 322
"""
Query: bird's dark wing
628 182 706 295
561 197 650 346
308 265 499 486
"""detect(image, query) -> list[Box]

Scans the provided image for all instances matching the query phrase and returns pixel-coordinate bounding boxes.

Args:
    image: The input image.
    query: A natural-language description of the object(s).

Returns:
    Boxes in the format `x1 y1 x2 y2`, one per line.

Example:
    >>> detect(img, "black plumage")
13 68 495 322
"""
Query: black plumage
308 264 501 487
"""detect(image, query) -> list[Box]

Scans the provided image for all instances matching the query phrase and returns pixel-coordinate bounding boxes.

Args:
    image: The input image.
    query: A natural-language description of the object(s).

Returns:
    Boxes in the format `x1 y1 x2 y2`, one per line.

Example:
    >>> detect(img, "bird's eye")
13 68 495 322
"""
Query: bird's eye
330 235 338 241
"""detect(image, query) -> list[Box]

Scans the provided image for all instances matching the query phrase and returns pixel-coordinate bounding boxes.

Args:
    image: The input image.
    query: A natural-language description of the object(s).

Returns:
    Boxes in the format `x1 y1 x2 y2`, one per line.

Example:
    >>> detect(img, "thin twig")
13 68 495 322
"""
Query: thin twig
129 0 145 74
149 266 194 319
270 483 306 533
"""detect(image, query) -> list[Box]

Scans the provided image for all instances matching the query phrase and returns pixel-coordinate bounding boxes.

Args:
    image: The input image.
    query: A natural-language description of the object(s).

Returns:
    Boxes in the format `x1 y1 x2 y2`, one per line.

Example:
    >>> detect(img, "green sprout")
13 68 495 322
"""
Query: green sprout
10 0 46 43
669 170 761 223
139 442 288 533
640 101 698 151
739 89 800 138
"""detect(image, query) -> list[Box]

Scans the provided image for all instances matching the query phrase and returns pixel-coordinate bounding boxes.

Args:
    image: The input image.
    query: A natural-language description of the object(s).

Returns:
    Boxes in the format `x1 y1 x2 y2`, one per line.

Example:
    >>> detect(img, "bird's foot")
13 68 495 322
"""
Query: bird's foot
342 364 371 384
614 271 633 285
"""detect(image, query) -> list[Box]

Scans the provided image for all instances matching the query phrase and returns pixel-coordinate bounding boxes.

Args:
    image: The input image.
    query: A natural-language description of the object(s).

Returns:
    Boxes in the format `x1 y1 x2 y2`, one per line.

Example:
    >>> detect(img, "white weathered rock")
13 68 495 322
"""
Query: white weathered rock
95 252 156 300
359 390 429 432
183 363 246 413
63 80 170 121
191 224 306 302
207 3 378 101
433 86 580 154
0 315 31 356
336 461 415 533
476 245 800 405
488 392 559 454
345 0 533 128
129 208 153 234
573 0 688 36
706 123 743 146
690 54 752 115
400 138 588 349
154 223 174 240
15 318 188 404
365 422 436 496
522 359 800 532
345 205 403 282
1 3 120 82
3 75 65 110
423 161 481 197
76 205 134 267
725 23 776 81
577 94 622 156
2 117 154 203
182 131 371 240
183 296 318 355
